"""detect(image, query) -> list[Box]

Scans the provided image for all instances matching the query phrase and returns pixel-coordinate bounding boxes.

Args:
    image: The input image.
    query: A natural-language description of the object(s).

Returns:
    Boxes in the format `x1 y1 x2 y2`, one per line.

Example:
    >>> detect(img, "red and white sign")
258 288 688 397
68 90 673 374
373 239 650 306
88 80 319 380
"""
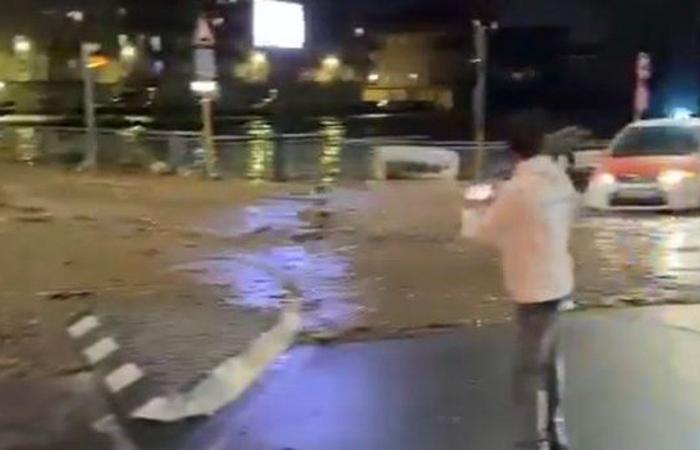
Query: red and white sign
636 52 652 81
634 52 652 120
193 17 215 47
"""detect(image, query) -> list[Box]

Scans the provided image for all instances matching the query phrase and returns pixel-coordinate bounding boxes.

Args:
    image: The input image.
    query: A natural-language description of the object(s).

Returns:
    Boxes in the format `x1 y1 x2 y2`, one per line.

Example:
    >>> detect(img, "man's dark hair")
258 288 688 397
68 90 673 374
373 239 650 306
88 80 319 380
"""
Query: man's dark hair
506 110 551 160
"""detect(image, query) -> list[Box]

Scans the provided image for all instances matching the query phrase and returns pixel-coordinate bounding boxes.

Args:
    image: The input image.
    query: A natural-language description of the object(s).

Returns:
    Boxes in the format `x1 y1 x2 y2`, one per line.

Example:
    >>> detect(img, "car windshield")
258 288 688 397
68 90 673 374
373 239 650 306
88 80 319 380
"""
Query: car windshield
612 126 700 157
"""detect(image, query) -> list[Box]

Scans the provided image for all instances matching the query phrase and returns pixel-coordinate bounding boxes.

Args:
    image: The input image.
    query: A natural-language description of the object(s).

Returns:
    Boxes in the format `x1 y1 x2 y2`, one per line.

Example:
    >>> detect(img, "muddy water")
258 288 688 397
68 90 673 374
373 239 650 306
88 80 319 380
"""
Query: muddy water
171 183 700 342
575 214 700 306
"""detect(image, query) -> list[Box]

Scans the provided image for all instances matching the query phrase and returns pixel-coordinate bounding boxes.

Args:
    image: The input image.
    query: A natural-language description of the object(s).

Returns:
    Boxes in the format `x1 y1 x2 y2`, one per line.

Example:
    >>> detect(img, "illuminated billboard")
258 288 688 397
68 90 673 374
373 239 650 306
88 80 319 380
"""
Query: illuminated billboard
253 0 306 49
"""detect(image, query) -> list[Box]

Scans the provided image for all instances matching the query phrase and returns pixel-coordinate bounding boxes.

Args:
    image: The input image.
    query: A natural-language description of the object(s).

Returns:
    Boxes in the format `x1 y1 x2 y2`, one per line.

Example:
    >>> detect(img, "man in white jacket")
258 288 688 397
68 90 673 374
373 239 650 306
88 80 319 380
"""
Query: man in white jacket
463 115 577 450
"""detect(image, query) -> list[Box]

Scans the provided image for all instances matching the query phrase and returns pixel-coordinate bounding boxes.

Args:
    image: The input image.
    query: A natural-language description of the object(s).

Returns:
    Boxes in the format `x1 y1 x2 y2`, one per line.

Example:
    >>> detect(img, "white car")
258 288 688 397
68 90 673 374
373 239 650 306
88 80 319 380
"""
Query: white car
585 118 700 211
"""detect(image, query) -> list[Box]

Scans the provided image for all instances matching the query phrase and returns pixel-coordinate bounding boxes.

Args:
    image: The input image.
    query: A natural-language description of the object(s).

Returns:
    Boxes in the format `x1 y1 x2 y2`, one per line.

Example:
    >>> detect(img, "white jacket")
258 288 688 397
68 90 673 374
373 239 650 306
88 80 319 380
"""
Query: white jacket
463 156 577 304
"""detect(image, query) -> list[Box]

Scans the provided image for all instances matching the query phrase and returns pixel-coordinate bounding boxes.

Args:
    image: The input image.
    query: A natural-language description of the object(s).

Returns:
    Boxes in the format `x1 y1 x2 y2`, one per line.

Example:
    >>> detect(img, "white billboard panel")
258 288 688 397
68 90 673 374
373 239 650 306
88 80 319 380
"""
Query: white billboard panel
253 0 306 49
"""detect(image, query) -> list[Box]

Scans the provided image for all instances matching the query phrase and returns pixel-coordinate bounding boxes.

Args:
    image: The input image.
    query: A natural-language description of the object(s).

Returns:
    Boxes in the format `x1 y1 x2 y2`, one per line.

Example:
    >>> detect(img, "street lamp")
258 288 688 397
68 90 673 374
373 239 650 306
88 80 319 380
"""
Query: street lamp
120 44 137 61
13 36 31 55
66 10 84 22
367 72 379 83
251 51 267 65
322 55 341 69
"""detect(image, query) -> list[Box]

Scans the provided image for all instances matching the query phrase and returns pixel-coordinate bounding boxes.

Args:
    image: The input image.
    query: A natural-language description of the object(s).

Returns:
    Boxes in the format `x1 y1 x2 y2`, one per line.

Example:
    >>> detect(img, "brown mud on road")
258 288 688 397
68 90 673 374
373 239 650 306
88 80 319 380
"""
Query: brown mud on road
0 164 304 389
290 181 700 342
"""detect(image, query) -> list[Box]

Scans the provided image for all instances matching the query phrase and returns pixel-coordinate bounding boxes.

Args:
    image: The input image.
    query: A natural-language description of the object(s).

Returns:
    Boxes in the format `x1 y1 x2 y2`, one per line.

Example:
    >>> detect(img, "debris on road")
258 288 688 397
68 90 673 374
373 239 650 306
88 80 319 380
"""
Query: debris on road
11 204 47 214
0 358 20 369
72 213 97 222
135 248 161 257
14 212 54 223
250 225 272 235
305 329 344 344
301 298 323 312
150 161 172 175
298 208 334 227
291 229 325 243
52 363 89 376
38 290 94 301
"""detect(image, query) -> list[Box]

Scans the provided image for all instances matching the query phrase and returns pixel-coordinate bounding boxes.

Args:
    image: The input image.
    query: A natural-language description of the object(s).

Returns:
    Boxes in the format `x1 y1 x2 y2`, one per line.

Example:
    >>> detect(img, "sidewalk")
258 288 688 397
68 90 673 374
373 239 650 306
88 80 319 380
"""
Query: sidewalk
177 304 700 450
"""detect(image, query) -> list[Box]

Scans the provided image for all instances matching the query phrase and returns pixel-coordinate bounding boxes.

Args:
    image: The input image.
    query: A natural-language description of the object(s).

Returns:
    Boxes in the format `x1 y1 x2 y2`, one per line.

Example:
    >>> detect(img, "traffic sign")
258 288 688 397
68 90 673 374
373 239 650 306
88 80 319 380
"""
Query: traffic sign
194 48 216 80
193 17 215 47
634 52 652 120
636 52 652 81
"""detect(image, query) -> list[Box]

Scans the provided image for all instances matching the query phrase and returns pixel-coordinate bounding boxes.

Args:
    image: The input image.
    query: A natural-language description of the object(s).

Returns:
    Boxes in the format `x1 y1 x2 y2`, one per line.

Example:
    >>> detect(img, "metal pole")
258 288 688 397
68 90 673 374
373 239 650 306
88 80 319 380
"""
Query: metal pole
472 20 488 179
80 43 99 170
201 96 219 179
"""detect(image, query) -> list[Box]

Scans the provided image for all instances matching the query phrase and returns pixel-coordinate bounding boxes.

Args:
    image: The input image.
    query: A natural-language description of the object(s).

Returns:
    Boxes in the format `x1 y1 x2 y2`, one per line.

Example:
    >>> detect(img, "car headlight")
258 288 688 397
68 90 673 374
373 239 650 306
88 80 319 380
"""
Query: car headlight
658 170 696 185
594 172 616 185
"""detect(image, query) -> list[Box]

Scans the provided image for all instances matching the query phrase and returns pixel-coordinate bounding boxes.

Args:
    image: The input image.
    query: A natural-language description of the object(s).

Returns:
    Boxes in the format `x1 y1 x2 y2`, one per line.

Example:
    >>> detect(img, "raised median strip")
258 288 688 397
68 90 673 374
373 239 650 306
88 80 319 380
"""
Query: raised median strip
65 298 302 423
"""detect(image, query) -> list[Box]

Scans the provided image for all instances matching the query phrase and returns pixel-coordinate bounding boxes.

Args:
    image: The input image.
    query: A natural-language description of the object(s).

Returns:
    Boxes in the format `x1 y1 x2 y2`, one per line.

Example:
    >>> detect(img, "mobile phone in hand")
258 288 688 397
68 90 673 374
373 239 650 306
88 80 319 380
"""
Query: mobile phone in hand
465 183 495 203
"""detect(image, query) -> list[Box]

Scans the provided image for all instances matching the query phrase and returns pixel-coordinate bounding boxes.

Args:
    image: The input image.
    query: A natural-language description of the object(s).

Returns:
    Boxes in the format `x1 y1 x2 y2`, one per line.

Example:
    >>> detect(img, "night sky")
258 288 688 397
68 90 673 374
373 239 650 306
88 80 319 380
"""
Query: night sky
323 0 606 44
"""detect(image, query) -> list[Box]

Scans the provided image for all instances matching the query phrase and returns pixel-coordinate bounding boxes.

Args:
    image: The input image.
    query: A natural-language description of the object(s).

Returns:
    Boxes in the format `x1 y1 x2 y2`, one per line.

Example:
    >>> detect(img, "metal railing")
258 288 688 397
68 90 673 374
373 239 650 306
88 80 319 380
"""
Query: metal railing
0 125 606 182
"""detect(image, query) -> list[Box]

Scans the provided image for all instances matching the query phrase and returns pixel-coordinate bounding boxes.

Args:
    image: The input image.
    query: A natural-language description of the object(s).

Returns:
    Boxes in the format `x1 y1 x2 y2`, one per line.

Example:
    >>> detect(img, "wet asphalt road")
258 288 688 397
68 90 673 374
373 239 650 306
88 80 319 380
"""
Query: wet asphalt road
9 305 699 450
129 305 700 450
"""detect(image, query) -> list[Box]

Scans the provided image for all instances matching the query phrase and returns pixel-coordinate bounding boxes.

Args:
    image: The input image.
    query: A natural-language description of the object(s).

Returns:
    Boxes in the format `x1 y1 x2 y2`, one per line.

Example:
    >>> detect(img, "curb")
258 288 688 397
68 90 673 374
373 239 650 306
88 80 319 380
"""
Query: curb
66 298 302 423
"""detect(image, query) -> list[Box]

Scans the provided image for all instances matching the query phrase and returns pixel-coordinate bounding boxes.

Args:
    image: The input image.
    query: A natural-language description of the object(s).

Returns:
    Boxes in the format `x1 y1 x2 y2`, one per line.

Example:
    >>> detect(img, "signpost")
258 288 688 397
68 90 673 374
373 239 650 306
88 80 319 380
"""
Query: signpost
80 42 101 171
192 16 220 179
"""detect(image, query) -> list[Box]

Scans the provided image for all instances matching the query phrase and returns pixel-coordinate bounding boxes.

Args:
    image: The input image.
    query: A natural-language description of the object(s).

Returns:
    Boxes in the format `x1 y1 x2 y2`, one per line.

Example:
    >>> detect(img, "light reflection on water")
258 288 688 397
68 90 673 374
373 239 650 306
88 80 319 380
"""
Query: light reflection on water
173 199 359 330
241 117 349 182
245 119 275 181
9 118 358 183
583 215 700 304
177 244 357 330
319 117 344 185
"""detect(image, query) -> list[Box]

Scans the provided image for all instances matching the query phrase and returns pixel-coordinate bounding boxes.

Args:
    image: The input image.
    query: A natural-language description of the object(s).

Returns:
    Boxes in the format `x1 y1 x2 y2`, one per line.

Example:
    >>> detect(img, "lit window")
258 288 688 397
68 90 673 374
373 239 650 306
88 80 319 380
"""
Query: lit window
150 36 162 52
66 10 84 22
121 44 137 60
322 55 341 69
408 73 419 81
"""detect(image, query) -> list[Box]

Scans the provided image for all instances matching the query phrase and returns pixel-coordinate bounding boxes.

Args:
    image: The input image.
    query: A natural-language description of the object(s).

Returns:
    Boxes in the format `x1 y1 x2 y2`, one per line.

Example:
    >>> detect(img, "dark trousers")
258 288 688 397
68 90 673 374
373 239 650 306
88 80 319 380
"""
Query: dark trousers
513 298 570 447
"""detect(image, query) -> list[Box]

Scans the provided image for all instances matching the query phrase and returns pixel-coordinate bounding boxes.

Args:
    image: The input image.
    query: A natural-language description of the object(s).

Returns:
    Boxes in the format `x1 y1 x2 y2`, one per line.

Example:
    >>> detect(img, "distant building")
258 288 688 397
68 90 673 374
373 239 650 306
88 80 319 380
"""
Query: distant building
0 0 159 84
0 0 368 113
364 30 466 110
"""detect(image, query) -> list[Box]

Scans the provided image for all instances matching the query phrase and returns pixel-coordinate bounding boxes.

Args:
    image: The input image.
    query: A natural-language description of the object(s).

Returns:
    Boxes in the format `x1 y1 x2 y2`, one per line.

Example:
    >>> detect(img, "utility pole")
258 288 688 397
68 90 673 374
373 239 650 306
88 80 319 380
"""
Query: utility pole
80 42 101 171
471 20 496 179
